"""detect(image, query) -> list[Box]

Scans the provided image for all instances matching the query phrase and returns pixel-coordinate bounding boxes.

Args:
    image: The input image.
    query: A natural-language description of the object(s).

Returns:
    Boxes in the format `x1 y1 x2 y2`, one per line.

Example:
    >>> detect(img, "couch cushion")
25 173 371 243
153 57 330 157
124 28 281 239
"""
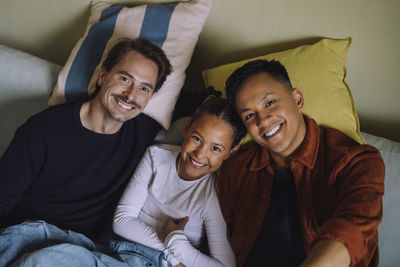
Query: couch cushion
0 45 61 155
362 132 400 267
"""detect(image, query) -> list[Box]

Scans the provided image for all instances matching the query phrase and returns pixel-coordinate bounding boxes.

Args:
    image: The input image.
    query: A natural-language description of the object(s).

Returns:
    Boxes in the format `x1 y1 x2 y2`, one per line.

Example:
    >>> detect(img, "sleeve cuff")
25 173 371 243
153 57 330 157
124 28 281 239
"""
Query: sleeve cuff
313 219 366 266
164 230 187 266
164 229 185 246
163 230 186 266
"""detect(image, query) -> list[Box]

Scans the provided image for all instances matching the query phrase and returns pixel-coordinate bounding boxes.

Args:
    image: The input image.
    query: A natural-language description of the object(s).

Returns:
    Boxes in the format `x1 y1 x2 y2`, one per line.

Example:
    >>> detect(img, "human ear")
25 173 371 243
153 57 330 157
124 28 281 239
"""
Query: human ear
292 88 304 110
97 67 107 88
182 118 192 139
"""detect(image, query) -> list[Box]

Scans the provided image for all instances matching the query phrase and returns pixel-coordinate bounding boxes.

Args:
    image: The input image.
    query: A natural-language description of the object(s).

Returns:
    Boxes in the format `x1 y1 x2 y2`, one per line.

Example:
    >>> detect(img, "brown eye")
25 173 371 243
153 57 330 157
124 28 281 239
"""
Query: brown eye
244 113 255 121
140 86 150 93
212 146 221 152
120 75 131 84
265 100 276 108
192 135 201 143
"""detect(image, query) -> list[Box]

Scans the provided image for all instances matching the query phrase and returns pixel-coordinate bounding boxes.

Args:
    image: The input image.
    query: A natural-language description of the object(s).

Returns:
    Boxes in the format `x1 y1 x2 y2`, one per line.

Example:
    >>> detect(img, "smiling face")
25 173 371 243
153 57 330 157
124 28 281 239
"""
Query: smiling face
178 113 239 181
235 71 306 167
94 50 158 127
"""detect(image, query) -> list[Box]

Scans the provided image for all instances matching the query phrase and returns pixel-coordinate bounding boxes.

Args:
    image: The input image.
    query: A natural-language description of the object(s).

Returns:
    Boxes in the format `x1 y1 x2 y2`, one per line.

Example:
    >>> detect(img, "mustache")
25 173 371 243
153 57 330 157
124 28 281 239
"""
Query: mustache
114 95 142 110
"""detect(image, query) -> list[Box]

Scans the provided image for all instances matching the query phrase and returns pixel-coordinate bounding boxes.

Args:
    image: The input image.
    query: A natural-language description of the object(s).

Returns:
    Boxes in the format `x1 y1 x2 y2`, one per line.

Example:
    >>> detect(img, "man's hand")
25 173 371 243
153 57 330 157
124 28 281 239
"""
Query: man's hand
159 216 189 242
300 239 351 267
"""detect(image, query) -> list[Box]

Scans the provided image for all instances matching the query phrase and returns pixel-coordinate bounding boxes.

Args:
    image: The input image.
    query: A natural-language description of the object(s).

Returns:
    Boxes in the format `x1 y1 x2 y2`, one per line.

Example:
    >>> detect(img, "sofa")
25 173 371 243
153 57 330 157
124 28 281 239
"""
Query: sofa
1 41 399 267
1 1 399 266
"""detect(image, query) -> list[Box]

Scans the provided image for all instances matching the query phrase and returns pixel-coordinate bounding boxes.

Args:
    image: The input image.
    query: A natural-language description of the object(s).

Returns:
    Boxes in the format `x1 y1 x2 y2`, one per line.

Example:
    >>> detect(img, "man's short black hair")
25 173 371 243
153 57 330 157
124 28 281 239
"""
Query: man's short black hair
225 59 293 103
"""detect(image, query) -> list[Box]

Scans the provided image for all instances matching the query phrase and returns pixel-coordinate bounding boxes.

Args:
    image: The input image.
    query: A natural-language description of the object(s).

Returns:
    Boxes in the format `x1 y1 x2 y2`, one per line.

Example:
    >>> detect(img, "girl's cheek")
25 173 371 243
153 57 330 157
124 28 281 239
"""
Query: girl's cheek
214 156 224 167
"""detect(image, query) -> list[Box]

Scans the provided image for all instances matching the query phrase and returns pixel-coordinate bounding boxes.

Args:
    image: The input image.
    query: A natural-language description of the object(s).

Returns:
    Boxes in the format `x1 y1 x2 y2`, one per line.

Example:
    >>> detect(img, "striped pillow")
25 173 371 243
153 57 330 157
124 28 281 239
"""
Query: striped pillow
49 0 211 129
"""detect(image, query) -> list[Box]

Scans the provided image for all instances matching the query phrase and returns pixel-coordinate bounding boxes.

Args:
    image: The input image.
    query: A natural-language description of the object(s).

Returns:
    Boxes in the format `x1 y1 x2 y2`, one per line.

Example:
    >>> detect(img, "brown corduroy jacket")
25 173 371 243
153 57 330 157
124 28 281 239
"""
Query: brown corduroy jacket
218 116 385 267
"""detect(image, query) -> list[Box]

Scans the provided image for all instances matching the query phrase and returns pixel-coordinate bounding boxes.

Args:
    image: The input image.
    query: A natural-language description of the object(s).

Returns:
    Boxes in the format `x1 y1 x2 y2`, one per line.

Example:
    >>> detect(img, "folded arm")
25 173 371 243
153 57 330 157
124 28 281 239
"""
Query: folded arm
160 189 236 267
113 148 182 265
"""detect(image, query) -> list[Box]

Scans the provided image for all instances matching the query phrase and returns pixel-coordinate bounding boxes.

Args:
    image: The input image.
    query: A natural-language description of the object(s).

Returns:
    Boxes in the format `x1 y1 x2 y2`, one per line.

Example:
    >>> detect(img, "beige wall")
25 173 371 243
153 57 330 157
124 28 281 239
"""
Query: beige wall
1 0 399 141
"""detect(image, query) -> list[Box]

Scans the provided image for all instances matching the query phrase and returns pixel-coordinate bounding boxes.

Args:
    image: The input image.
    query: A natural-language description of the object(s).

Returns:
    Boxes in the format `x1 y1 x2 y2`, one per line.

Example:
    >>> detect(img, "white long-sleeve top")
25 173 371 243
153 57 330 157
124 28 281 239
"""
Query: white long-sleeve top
113 144 236 267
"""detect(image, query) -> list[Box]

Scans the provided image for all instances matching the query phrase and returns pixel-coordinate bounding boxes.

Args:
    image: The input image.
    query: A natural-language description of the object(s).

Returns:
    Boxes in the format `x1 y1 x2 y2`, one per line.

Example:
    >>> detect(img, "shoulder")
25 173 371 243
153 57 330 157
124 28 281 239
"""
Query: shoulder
30 101 80 124
218 141 266 188
300 116 382 170
318 126 384 176
35 101 79 118
148 143 180 155
19 101 79 132
146 144 180 164
320 126 381 159
121 114 162 145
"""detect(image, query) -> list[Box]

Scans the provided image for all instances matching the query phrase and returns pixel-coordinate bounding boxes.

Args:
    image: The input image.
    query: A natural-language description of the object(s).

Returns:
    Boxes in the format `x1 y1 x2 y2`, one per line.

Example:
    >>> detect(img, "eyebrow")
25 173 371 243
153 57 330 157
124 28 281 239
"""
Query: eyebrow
239 92 271 115
259 93 271 103
118 71 155 90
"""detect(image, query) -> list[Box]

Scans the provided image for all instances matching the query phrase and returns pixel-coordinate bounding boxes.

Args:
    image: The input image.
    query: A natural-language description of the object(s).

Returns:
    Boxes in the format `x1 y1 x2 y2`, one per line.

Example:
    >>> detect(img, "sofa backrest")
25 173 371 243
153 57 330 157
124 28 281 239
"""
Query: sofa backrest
362 132 400 267
0 45 61 155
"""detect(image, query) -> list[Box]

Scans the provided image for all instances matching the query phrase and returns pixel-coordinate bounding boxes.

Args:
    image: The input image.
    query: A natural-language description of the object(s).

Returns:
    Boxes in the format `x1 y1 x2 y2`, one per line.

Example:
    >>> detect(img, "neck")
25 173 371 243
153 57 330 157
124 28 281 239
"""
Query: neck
270 116 307 170
80 99 123 134
270 154 290 170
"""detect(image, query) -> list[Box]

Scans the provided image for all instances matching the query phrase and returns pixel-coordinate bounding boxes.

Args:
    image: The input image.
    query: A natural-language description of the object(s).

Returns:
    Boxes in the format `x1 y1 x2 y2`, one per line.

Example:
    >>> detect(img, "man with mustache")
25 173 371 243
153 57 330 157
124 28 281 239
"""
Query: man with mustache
0 38 172 241
218 59 385 267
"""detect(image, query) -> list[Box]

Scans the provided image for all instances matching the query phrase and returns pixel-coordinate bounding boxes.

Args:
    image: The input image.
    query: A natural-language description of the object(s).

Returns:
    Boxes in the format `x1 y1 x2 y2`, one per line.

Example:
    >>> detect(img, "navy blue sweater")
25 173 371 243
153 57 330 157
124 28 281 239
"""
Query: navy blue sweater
0 101 161 239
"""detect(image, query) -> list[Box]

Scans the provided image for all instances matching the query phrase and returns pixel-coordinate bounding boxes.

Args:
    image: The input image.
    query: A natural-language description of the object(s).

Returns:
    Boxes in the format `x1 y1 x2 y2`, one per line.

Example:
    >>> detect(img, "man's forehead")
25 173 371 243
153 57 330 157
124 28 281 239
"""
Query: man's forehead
114 53 157 81
238 72 289 95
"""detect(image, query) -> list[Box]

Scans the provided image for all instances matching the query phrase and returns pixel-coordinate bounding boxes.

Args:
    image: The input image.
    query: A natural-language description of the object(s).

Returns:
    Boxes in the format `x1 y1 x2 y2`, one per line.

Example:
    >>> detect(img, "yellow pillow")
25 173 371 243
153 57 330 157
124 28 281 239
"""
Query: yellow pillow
202 38 364 144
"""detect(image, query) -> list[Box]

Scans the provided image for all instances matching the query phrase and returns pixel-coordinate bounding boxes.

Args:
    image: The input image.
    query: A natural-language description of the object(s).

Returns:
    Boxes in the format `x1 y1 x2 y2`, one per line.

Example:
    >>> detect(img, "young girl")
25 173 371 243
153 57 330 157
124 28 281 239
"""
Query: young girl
113 97 246 267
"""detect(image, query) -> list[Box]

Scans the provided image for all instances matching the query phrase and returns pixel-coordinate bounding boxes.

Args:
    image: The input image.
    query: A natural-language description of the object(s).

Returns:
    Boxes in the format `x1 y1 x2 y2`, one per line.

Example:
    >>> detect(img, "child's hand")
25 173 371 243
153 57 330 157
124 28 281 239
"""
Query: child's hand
159 216 189 242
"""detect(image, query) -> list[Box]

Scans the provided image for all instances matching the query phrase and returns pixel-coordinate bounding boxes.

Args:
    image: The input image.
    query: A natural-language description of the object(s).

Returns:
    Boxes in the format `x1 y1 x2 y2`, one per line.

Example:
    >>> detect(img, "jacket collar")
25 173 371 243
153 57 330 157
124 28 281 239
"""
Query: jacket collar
249 115 319 171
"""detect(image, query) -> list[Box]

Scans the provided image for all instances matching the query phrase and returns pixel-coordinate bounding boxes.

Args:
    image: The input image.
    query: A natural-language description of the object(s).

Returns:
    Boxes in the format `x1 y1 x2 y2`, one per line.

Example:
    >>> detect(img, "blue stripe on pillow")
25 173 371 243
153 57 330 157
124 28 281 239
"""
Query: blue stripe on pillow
65 5 124 102
139 4 177 48
64 3 177 103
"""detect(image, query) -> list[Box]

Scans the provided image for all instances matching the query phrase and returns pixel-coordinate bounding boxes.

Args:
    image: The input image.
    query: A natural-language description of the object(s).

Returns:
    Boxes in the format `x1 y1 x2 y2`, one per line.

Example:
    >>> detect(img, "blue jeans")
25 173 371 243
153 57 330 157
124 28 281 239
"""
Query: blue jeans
0 220 171 267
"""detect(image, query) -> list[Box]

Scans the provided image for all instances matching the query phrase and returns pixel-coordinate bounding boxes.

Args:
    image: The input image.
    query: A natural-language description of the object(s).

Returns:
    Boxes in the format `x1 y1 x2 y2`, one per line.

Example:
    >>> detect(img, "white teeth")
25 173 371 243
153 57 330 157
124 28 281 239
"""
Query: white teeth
116 99 134 110
264 124 281 137
190 157 206 167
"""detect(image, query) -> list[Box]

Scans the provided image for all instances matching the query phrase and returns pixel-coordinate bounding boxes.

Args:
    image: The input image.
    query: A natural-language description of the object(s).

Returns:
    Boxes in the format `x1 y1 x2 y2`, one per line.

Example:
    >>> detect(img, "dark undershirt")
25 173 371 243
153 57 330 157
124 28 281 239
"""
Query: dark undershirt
244 168 306 267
